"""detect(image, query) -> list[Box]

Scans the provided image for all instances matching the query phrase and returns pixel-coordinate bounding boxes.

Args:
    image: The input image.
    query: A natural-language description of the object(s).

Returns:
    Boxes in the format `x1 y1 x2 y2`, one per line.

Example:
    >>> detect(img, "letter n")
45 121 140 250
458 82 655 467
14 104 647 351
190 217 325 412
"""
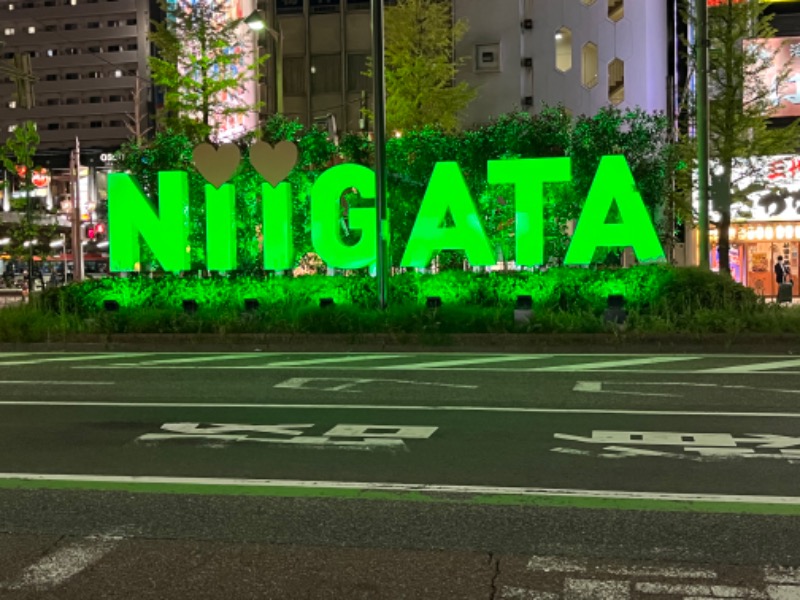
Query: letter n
108 172 190 272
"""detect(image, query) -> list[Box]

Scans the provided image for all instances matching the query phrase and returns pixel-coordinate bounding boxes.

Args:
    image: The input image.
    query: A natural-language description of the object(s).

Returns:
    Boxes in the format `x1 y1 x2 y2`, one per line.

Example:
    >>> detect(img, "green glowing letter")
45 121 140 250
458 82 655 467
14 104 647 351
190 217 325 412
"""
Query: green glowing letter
488 158 572 266
108 172 190 272
206 184 236 271
565 155 666 265
401 162 495 268
262 182 294 271
311 164 376 269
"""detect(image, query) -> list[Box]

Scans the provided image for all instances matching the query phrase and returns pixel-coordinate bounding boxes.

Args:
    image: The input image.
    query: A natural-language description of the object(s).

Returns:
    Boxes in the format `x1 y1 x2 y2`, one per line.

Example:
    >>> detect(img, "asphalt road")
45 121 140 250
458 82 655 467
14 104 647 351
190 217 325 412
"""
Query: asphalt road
1 351 800 599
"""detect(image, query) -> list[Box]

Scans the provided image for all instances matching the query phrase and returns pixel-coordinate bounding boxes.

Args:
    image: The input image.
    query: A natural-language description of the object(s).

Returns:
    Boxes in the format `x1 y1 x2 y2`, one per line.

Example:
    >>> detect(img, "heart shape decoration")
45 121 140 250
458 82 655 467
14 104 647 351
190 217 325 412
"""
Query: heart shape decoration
250 141 299 187
192 143 241 188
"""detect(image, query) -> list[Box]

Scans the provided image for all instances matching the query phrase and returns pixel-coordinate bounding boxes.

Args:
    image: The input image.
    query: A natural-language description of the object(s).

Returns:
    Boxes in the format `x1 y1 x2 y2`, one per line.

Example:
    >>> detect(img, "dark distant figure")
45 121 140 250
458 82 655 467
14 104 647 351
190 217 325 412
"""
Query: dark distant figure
775 256 786 284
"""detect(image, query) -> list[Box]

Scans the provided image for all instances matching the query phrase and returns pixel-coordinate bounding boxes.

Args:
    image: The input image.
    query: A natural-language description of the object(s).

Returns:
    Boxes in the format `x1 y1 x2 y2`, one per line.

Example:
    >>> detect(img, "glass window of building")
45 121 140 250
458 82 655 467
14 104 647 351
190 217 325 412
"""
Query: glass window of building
608 0 623 22
582 42 598 88
311 54 342 94
555 27 572 72
283 56 306 95
608 58 624 104
347 53 369 92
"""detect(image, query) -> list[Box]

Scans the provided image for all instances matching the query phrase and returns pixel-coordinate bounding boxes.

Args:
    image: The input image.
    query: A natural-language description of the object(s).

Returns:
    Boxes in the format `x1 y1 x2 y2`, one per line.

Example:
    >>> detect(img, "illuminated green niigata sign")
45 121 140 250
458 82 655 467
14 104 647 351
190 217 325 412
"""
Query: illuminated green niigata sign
107 156 665 272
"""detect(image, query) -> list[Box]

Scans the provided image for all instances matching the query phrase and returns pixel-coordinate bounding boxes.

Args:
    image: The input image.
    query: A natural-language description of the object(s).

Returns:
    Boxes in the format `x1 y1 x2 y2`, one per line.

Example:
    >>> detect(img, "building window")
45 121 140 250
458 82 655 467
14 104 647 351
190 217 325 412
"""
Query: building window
44 25 56 32
582 42 598 88
66 122 79 129
283 57 306 95
90 121 102 128
126 43 137 51
310 54 342 95
608 58 624 104
65 97 79 104
608 0 623 22
46 48 56 56
45 73 57 81
109 120 124 127
109 94 123 101
474 43 501 73
88 46 102 53
347 53 369 91
87 21 100 28
555 28 572 72
125 18 136 25
46 123 60 130
4 28 15 36
89 96 101 103
65 72 79 80
64 23 77 30
27 26 35 34
46 98 60 105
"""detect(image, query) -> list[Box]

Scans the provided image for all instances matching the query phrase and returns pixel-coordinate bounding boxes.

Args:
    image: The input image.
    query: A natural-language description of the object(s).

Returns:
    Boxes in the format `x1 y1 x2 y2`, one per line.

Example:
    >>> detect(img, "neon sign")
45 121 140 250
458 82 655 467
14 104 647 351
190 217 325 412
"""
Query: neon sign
107 155 665 272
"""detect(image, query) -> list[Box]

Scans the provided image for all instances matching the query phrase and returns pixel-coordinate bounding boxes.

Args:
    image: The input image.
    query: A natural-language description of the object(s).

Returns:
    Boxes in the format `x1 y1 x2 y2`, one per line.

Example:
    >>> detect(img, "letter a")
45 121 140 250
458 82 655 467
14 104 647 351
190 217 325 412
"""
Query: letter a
565 155 665 265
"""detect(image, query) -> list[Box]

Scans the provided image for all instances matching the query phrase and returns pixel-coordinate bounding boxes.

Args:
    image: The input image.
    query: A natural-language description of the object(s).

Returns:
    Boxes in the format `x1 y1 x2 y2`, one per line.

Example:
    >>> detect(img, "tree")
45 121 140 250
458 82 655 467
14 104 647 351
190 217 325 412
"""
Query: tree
1 122 56 294
381 0 476 132
684 0 799 275
150 0 267 142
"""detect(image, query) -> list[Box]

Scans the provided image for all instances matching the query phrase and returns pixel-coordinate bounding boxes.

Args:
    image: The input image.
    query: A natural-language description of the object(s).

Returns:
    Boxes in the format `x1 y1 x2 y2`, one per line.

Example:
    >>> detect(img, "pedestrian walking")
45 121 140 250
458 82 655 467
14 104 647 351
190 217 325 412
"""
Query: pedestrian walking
776 255 794 303
775 256 786 284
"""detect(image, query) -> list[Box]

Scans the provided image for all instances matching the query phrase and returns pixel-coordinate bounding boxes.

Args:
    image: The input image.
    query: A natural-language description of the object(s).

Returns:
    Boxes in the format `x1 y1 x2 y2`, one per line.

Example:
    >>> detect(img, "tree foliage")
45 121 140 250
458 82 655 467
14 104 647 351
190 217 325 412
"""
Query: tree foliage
1 122 56 288
149 0 266 142
381 0 476 132
682 0 799 274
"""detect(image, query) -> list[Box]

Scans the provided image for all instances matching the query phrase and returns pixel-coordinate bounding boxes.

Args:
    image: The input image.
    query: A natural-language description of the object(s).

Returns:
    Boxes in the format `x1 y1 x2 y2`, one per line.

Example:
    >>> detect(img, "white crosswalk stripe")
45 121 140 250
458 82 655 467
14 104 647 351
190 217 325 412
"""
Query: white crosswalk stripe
531 356 702 372
375 355 548 370
699 358 800 374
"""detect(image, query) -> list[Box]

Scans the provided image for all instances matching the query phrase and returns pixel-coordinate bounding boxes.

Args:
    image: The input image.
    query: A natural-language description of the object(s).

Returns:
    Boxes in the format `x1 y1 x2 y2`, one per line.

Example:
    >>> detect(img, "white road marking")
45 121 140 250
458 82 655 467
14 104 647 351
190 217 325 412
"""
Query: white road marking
0 473 799 505
117 353 275 366
565 578 630 599
0 381 114 385
2 534 120 591
635 582 767 598
765 567 800 585
767 585 800 599
257 354 404 367
533 356 701 372
500 587 558 599
572 381 679 397
0 353 142 366
700 358 800 374
2 400 800 419
526 555 717 579
274 377 477 392
375 355 548 370
576 381 800 397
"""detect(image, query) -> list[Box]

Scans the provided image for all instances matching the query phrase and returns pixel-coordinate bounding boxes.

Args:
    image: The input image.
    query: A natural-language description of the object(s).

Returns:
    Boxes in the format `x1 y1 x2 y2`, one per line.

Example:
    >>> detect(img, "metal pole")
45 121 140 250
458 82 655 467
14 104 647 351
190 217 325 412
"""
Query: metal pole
274 27 284 115
372 0 389 309
70 139 84 282
696 0 710 269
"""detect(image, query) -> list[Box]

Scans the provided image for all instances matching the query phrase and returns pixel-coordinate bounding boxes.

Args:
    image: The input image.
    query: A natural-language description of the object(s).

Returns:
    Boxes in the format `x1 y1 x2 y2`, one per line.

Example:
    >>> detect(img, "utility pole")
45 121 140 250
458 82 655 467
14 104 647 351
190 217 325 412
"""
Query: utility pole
372 0 389 308
696 0 711 269
70 138 84 282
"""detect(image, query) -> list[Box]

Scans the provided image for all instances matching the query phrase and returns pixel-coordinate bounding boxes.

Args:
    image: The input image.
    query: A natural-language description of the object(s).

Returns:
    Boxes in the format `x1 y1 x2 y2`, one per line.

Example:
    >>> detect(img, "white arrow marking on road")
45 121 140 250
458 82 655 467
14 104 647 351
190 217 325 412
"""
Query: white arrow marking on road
137 433 407 450
159 423 313 436
573 381 800 397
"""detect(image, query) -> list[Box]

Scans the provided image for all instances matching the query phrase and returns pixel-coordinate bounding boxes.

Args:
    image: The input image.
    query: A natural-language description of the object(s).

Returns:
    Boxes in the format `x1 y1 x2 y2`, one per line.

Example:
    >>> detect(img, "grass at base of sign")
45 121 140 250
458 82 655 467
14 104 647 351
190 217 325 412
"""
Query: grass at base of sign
1 477 799 516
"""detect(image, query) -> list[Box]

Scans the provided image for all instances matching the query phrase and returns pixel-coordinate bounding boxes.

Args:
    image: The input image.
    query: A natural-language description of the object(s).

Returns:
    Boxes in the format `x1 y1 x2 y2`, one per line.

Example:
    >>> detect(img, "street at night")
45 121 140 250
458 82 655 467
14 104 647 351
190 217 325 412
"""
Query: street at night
0 351 799 598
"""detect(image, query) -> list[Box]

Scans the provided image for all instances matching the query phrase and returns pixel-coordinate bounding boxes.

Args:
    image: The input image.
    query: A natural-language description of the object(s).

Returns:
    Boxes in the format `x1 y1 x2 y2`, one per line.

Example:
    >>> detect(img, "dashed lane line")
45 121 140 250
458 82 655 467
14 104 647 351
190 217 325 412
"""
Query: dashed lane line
530 356 702 372
0 534 121 591
115 352 279 366
0 353 144 367
241 354 405 367
374 355 550 370
700 358 800 374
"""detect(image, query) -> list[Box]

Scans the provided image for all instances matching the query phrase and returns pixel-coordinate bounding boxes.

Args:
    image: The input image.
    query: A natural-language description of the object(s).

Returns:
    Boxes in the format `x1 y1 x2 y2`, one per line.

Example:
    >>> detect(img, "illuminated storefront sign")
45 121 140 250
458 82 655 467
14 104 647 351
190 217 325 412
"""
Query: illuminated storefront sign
108 155 665 272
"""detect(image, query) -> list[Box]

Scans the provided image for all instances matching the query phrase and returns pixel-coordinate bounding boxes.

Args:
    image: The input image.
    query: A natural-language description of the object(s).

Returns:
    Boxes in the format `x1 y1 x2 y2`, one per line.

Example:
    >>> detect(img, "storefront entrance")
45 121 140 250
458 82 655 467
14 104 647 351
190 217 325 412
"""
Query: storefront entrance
746 241 798 298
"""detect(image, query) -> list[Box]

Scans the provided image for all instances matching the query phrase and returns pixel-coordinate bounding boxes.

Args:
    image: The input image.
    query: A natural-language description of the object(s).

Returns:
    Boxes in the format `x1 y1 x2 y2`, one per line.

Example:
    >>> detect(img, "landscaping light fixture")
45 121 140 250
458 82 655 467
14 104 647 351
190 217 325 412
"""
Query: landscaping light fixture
0 238 9 245
514 295 533 327
426 296 442 309
319 297 334 308
603 294 627 326
182 299 198 314
103 300 120 312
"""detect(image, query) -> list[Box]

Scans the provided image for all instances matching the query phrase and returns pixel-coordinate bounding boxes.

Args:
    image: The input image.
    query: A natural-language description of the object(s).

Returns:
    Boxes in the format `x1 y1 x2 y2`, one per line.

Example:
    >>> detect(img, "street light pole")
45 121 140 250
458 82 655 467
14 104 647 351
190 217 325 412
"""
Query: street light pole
372 0 389 309
70 138 84 282
696 0 710 269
